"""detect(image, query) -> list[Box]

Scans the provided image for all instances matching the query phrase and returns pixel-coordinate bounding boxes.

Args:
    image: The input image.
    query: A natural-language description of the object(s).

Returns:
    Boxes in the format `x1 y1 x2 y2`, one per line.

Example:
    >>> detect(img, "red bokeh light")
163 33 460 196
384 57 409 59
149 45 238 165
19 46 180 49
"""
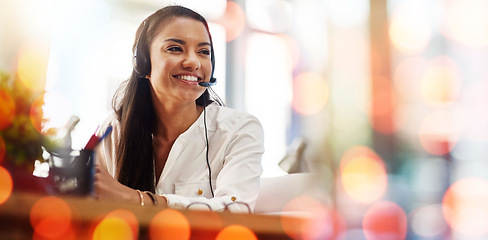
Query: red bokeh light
418 111 460 156
32 225 76 240
30 196 73 239
215 1 246 42
363 201 408 240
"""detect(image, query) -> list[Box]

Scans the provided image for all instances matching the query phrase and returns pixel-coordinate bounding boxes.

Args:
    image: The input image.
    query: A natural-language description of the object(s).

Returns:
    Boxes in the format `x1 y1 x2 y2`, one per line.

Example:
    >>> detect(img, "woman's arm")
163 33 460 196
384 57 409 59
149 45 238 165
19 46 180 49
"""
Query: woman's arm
93 110 264 212
162 115 264 212
93 165 168 207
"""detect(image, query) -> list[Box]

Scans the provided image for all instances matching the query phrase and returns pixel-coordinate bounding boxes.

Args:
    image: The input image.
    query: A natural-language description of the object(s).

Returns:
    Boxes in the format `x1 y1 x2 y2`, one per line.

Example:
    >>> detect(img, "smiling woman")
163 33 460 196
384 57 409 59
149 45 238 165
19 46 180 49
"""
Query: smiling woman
147 17 213 102
93 5 264 213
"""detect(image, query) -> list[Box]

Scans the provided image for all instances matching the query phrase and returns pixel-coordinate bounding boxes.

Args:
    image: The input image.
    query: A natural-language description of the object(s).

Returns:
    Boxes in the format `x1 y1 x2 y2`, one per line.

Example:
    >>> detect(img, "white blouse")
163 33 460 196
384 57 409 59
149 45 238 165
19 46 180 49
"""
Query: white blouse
94 103 264 212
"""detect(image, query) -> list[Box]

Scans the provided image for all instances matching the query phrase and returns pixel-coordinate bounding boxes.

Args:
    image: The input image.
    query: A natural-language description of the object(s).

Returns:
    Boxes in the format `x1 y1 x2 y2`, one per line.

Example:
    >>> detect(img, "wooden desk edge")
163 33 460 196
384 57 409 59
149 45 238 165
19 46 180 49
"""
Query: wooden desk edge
0 191 308 239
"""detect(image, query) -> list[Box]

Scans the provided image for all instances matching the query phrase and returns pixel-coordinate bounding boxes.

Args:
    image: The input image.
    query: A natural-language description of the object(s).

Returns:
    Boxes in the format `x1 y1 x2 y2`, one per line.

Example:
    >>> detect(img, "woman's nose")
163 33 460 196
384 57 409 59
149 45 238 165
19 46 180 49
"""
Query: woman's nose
182 52 201 70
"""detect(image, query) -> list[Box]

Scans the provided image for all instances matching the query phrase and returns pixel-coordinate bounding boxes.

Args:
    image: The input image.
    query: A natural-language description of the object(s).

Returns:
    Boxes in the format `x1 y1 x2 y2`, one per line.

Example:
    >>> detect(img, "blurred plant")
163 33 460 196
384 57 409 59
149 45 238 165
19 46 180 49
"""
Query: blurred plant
0 70 56 171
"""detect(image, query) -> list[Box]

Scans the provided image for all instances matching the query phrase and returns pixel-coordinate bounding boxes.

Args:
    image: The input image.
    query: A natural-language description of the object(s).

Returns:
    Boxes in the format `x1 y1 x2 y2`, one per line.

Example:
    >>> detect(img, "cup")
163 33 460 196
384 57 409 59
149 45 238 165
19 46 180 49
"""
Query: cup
48 149 94 196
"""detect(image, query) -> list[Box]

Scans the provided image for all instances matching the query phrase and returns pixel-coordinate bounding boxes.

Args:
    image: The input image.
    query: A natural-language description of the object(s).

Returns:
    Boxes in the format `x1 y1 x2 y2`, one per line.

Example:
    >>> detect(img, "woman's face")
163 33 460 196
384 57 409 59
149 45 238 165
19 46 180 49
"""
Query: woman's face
147 17 212 105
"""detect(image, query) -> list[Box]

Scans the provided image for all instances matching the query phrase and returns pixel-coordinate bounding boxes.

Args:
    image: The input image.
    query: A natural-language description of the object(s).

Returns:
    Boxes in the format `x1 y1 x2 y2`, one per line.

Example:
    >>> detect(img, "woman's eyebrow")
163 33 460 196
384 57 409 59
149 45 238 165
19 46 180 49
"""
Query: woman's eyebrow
164 38 185 44
198 42 211 47
164 38 210 47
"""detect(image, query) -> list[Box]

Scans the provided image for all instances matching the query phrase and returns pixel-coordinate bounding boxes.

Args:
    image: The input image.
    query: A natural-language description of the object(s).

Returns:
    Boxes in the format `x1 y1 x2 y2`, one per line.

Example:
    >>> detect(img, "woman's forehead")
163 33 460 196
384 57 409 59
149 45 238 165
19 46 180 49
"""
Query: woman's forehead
153 17 210 43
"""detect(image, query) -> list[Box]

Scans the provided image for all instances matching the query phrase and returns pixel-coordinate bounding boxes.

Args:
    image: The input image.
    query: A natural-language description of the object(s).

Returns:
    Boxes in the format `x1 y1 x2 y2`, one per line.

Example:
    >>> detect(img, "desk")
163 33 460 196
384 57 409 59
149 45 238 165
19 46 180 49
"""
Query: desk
0 191 306 239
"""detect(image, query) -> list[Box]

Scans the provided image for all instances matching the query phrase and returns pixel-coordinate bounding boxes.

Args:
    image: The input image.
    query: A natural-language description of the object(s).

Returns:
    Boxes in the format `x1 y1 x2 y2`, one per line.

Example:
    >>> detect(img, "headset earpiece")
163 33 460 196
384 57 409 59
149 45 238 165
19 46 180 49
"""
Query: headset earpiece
133 21 150 78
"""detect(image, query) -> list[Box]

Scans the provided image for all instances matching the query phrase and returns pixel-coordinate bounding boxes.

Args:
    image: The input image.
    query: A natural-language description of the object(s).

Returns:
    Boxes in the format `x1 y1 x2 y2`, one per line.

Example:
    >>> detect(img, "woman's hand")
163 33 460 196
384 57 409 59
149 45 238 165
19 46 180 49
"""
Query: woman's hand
93 165 168 207
93 164 138 204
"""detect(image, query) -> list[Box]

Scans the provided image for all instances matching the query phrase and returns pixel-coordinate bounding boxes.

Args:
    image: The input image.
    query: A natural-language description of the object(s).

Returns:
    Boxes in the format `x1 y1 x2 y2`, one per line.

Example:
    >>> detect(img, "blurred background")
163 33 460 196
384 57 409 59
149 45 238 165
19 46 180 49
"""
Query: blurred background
1 0 488 239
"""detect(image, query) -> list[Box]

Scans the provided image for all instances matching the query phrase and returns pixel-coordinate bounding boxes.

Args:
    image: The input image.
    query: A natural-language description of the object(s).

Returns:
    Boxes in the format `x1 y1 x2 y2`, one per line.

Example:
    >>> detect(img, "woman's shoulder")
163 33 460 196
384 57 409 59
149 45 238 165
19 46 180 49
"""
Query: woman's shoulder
207 103 262 130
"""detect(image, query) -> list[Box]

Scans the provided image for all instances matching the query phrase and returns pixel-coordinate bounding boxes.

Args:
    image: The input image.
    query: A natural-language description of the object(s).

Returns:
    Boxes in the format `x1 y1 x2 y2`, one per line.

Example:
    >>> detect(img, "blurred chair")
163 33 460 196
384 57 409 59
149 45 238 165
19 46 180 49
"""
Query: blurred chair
254 173 321 214
278 137 307 173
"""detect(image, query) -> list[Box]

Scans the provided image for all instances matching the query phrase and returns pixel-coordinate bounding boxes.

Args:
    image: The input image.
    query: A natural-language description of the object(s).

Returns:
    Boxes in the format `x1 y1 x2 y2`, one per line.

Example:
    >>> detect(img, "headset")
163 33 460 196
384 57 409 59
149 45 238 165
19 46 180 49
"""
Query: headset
132 20 216 197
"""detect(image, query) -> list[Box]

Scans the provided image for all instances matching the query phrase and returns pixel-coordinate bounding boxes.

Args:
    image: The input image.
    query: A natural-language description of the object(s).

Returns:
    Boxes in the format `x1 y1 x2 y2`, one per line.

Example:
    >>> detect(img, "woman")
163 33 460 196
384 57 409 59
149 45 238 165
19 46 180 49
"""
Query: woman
93 5 264 212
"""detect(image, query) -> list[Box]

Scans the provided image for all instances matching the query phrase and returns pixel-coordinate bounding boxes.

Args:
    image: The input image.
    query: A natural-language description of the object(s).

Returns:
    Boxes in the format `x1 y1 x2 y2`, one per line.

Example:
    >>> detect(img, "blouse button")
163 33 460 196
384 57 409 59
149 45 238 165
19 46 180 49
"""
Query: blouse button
231 196 236 201
197 189 203 195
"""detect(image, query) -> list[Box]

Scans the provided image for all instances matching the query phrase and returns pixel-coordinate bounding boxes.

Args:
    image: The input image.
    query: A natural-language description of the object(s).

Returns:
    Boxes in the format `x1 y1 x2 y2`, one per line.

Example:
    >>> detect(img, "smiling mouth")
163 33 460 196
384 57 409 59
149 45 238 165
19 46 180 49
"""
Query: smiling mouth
173 75 201 82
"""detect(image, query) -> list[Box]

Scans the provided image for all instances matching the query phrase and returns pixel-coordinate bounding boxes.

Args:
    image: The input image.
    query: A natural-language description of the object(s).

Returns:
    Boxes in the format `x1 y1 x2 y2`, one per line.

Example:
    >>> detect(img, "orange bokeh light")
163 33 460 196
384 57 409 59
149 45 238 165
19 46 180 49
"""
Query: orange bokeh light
292 72 329 116
0 166 13 205
17 43 49 92
93 217 134 240
93 209 139 240
421 56 462 107
30 196 72 239
281 196 346 240
441 0 488 47
216 1 246 42
443 178 488 236
363 201 408 240
149 208 190 240
216 225 257 240
340 146 387 204
389 3 431 53
418 111 460 156
0 89 16 131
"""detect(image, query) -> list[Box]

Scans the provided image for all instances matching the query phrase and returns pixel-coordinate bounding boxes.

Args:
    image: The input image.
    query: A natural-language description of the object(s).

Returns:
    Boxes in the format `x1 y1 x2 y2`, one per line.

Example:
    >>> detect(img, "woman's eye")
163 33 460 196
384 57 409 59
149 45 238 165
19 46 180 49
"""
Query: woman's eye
200 49 210 55
168 46 182 52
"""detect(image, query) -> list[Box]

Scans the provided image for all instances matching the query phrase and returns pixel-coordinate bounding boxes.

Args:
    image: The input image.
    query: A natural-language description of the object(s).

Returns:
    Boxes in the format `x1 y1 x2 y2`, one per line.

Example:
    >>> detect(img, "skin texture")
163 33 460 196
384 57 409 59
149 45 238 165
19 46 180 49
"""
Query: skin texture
94 17 213 206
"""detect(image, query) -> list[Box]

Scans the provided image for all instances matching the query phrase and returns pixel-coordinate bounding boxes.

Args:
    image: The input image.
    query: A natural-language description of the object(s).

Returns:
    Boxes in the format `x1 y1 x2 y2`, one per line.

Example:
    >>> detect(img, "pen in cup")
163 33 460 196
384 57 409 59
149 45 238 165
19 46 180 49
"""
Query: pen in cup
84 126 113 150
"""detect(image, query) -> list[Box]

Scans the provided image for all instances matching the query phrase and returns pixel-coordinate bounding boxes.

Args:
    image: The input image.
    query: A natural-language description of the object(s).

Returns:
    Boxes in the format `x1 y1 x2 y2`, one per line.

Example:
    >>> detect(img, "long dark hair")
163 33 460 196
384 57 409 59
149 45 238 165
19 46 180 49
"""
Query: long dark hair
112 5 223 192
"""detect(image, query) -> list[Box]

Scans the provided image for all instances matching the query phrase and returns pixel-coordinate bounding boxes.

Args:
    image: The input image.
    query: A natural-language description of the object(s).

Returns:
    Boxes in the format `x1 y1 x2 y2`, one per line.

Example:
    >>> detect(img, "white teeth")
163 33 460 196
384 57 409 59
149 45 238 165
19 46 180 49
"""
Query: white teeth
176 75 198 81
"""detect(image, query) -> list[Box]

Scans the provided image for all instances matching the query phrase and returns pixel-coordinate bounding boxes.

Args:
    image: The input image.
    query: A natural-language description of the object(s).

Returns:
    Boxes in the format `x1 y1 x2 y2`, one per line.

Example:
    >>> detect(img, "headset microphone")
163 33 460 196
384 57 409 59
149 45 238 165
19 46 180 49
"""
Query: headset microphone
198 78 217 87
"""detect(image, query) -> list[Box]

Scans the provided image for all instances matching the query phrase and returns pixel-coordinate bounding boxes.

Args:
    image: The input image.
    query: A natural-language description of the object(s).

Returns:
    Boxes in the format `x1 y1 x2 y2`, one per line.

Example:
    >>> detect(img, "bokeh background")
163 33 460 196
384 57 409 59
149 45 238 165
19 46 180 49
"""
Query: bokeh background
1 0 488 239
